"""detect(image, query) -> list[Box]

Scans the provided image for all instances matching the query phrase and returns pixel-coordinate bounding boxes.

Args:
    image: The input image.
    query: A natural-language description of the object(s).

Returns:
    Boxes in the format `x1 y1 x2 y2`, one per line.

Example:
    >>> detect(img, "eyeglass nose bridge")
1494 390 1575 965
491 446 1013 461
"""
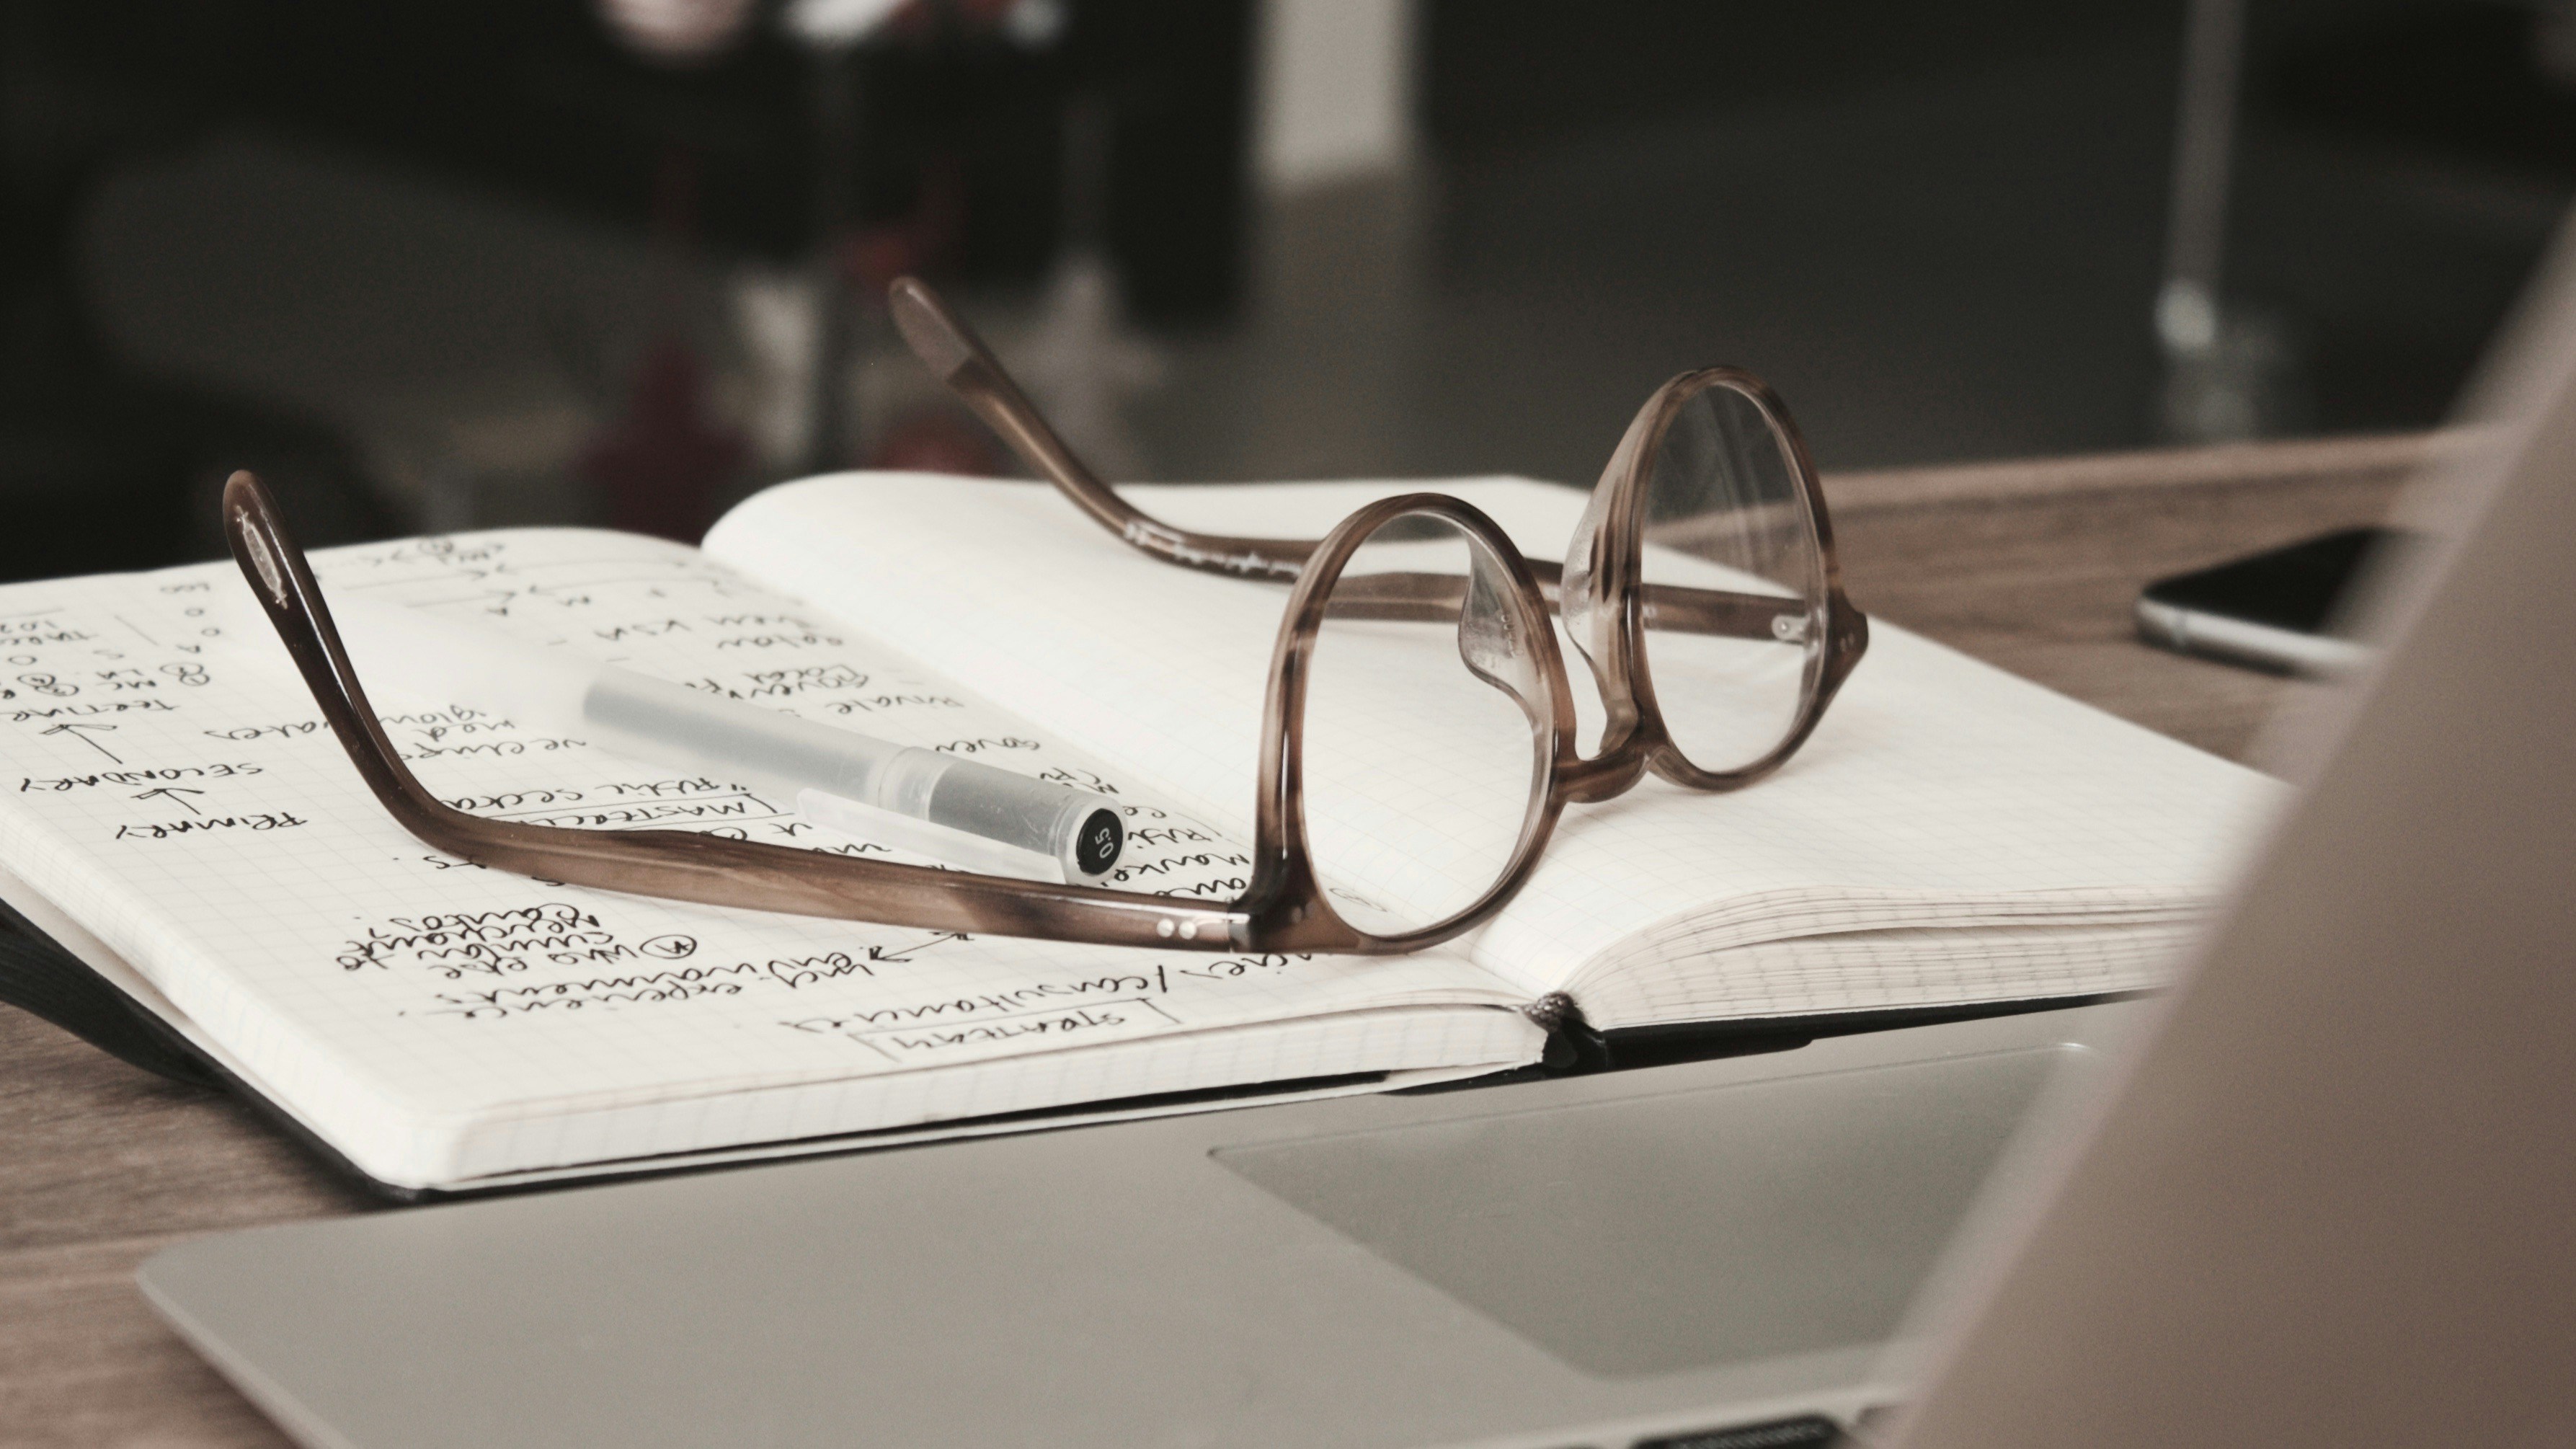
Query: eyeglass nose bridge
1553 744 1652 805
1555 370 1675 733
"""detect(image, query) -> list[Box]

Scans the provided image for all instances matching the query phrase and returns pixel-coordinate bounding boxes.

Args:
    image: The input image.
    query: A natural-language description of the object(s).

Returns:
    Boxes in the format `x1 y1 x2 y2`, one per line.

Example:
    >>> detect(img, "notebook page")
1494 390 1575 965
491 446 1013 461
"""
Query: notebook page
1569 921 2200 1030
0 536 1534 1187
0 859 1521 1190
707 475 2283 998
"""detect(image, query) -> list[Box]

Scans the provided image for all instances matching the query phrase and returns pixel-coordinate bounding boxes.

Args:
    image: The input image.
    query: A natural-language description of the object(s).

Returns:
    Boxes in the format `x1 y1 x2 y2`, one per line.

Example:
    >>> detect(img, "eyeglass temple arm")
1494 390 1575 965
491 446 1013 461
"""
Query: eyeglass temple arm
889 278 1801 644
216 471 1256 949
889 275 1318 581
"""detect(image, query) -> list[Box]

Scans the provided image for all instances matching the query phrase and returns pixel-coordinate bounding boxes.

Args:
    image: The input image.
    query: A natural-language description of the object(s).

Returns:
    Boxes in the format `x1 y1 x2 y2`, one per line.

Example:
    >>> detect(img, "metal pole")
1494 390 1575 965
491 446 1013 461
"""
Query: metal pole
2158 0 2248 360
801 42 861 476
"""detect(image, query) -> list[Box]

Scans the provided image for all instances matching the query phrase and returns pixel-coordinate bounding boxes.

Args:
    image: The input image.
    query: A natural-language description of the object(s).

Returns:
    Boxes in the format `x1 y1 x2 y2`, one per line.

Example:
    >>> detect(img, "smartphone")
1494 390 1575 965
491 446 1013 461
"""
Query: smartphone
2136 526 2407 675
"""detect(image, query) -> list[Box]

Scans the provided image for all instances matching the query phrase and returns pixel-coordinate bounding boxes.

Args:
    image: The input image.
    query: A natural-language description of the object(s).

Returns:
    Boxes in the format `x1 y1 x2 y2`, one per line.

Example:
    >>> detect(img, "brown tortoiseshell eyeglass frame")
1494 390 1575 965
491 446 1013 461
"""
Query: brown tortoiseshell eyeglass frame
219 282 1865 958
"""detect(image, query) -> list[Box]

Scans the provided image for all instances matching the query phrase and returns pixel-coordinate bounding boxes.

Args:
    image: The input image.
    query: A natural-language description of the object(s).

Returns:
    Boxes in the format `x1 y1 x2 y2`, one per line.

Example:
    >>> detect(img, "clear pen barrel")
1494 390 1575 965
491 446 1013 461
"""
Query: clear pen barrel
582 669 1120 880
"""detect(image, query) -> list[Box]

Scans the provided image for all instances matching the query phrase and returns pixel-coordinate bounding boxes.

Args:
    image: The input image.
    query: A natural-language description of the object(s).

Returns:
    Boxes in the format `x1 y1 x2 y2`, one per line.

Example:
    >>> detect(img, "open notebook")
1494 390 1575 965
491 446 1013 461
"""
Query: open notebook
0 474 2275 1195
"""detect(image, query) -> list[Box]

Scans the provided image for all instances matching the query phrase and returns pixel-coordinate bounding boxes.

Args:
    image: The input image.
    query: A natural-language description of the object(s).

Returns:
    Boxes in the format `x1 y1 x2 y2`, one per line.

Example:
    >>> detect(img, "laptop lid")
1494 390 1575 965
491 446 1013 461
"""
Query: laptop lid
1881 230 2576 1449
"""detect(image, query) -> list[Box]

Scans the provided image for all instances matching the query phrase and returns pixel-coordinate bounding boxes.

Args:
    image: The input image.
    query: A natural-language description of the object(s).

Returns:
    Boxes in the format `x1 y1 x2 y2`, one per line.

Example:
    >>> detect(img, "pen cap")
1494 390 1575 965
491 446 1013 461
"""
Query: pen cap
872 748 1123 882
795 789 1065 883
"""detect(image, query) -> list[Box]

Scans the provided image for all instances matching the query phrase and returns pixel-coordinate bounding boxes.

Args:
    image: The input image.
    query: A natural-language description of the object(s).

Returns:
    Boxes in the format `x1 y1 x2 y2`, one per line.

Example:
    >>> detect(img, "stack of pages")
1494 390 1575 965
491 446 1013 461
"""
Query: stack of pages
0 475 2276 1193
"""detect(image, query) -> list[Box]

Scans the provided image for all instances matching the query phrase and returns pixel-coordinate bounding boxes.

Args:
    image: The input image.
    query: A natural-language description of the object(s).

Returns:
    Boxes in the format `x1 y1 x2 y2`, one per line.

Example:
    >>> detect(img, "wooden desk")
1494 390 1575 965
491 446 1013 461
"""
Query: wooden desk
0 434 2426 1448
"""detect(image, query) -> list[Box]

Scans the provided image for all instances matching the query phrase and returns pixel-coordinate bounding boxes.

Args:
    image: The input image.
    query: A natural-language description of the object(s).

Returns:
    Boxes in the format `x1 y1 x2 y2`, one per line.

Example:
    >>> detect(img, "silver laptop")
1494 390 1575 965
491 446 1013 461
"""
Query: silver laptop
134 254 2576 1449
146 1006 2137 1448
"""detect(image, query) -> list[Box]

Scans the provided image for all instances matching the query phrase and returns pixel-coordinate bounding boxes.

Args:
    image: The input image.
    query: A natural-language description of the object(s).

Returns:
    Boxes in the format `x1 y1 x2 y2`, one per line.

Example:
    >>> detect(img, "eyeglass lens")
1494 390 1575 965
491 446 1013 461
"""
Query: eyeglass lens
1633 381 1826 775
1302 511 1547 937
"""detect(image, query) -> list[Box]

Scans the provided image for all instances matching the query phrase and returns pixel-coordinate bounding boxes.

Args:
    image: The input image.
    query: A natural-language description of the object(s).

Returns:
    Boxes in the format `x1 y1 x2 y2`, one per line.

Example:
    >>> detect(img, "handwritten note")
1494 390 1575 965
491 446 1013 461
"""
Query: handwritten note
0 531 1531 1185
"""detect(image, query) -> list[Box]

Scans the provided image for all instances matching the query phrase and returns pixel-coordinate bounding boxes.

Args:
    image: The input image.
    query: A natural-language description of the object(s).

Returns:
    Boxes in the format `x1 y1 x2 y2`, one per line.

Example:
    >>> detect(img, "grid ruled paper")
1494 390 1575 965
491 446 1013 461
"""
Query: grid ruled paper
0 534 1536 1188
709 474 2285 1009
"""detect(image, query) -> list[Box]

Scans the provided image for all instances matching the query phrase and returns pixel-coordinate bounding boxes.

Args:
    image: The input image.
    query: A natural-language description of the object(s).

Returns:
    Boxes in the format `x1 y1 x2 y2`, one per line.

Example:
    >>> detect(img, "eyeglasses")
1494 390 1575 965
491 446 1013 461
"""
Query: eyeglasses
223 279 1866 956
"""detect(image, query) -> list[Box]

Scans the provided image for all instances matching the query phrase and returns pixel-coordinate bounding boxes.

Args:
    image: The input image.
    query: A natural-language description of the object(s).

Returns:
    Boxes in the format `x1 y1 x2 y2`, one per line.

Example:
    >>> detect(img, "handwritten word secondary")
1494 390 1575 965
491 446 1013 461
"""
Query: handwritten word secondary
22 763 260 792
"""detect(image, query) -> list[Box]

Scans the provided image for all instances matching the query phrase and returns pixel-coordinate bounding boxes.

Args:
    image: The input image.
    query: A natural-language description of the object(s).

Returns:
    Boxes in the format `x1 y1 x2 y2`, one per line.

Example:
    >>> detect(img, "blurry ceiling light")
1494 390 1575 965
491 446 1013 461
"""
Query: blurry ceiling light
786 0 912 47
1003 0 1067 47
597 0 760 61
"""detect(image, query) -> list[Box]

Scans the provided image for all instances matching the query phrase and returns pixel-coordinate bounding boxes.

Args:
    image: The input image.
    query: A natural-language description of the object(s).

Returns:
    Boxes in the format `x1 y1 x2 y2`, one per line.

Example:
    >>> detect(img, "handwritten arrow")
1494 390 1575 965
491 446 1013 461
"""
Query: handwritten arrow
133 786 206 816
865 931 972 965
42 722 120 763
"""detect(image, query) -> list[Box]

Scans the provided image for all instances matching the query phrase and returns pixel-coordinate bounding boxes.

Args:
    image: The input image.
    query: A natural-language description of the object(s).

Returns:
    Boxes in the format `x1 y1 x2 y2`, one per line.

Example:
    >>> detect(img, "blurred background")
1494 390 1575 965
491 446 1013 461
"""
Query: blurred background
5 0 2572 580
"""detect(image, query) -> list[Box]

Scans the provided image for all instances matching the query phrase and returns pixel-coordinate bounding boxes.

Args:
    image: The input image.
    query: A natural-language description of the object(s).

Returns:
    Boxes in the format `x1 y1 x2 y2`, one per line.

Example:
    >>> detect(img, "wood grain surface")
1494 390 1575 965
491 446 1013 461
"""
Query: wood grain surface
0 435 2417 1448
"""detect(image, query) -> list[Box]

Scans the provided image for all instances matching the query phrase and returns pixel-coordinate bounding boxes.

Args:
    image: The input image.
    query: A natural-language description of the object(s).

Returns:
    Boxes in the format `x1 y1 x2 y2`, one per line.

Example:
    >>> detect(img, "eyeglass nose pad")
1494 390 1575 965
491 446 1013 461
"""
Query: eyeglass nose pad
1457 546 1548 724
1558 486 1619 688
